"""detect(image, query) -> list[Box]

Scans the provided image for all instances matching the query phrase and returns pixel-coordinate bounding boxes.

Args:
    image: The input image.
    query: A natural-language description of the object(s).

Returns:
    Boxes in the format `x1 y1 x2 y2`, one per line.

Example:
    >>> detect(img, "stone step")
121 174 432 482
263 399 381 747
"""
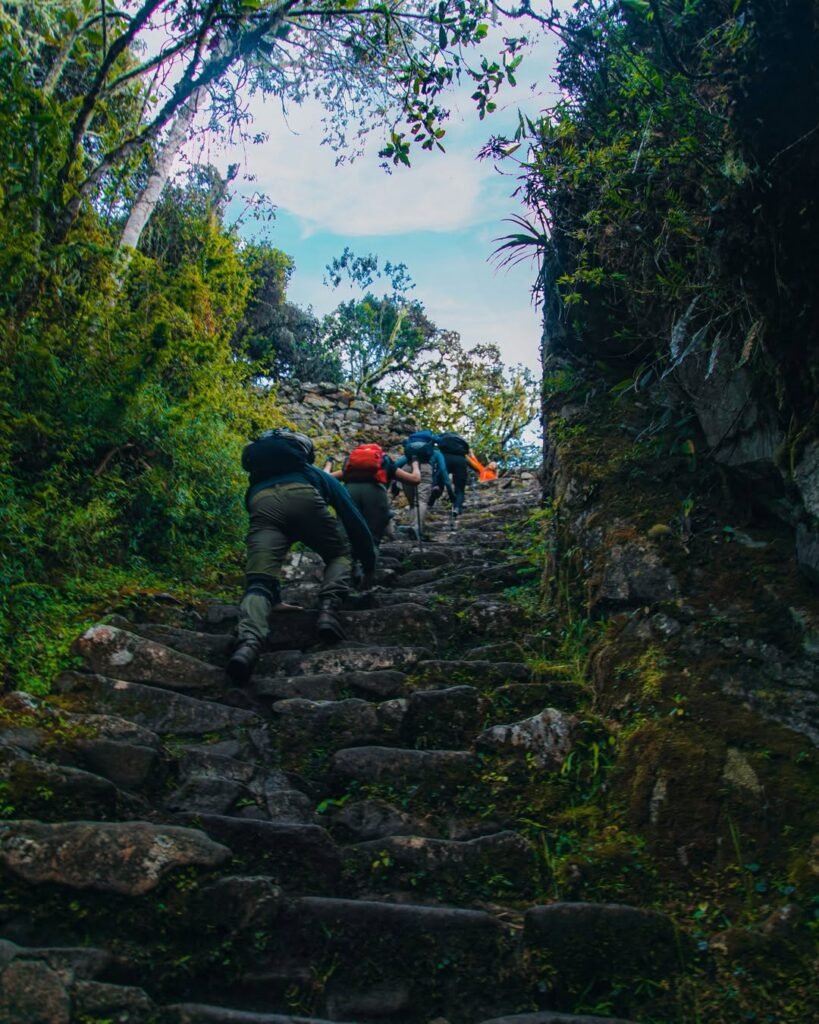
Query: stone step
4 972 157 1024
256 645 431 677
271 685 482 771
379 542 482 567
272 698 406 773
330 746 476 787
53 673 267 753
0 744 145 822
0 693 165 794
415 559 534 596
393 566 446 587
324 797 514 846
161 1006 366 1024
225 896 525 1022
478 1015 639 1024
204 603 441 648
487 681 585 719
254 668 407 702
105 615 234 663
0 938 113 981
344 588 432 610
73 624 225 692
171 814 341 895
341 830 536 902
0 819 231 896
411 660 533 689
163 748 274 819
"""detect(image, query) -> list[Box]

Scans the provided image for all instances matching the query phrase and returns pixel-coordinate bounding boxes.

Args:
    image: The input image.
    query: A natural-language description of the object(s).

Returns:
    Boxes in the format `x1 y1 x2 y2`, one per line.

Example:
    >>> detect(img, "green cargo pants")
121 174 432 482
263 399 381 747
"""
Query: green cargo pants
346 481 392 545
238 482 351 643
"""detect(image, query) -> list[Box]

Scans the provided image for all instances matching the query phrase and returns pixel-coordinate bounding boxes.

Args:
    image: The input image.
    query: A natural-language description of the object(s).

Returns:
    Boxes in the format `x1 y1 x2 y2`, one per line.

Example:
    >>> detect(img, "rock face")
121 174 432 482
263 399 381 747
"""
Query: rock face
1 462 815 1024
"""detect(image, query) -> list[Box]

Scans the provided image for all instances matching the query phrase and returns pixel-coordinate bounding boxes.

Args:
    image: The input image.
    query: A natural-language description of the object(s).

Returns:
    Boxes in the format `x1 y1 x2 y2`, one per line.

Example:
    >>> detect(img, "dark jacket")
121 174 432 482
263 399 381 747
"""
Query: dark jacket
394 447 454 500
244 462 376 574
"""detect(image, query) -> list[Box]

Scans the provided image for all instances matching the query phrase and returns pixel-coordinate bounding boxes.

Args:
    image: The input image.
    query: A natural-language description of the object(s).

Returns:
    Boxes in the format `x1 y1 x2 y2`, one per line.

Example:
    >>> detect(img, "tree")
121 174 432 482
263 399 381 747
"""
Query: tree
386 333 538 460
320 248 440 394
322 293 439 395
2 0 560 277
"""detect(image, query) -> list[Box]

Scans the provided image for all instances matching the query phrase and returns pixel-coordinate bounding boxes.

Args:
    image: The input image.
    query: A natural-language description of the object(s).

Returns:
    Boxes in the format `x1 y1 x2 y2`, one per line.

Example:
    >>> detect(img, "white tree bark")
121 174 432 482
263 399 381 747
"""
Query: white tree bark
118 86 203 253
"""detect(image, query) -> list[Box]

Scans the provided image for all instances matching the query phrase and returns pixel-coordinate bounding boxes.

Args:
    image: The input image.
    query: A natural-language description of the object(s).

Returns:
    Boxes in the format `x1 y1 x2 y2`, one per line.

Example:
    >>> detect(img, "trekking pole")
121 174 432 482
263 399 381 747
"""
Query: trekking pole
415 487 424 568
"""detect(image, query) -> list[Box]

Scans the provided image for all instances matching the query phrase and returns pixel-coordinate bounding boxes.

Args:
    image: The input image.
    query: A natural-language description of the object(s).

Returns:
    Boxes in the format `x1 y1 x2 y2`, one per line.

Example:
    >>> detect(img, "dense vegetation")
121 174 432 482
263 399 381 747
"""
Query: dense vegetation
492 0 819 482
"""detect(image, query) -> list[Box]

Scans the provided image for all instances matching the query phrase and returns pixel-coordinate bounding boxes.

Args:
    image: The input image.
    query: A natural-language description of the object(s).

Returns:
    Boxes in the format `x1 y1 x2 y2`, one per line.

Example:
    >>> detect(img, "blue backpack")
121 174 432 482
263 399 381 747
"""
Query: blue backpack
404 430 436 464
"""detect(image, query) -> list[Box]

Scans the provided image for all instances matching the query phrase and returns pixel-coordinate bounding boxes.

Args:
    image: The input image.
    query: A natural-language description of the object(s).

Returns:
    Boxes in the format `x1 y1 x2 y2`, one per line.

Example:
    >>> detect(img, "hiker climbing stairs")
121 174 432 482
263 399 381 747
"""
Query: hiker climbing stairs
0 476 682 1023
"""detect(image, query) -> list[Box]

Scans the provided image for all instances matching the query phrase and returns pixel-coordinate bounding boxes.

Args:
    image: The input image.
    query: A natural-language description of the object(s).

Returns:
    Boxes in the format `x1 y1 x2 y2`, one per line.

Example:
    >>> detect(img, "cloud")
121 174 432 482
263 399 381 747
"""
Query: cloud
223 95 508 237
218 22 564 239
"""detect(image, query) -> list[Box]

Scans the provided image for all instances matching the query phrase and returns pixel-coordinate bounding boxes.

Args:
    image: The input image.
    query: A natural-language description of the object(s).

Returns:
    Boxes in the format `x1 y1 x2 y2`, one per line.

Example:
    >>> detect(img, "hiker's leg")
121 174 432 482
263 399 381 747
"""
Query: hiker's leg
287 485 352 603
401 479 417 508
347 482 391 545
239 487 291 643
415 464 433 533
449 455 467 514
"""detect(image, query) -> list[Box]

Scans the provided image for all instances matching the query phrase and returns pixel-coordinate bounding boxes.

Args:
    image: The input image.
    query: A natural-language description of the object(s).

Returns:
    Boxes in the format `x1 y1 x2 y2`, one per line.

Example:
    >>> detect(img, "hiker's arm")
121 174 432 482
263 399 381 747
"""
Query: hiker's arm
394 460 421 485
466 451 483 473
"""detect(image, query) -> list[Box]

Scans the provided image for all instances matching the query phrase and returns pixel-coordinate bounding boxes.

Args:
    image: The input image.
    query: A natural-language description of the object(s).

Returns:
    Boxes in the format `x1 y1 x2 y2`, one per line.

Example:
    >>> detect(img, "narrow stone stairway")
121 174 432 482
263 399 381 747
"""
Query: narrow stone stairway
0 477 682 1024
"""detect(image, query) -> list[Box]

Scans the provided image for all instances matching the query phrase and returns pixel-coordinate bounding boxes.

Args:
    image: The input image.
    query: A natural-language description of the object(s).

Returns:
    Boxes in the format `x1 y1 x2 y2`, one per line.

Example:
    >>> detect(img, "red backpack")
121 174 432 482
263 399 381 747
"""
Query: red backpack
343 443 388 485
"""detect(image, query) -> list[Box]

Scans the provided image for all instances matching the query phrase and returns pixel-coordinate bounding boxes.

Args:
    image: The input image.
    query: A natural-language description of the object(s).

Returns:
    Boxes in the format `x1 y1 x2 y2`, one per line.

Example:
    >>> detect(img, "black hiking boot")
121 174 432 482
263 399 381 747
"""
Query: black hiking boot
317 598 347 643
226 639 262 685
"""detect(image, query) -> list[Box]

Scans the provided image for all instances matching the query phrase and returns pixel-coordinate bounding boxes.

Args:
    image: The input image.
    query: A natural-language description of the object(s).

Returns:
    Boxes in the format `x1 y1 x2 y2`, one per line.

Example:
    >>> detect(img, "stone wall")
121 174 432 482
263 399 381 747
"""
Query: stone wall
276 381 418 463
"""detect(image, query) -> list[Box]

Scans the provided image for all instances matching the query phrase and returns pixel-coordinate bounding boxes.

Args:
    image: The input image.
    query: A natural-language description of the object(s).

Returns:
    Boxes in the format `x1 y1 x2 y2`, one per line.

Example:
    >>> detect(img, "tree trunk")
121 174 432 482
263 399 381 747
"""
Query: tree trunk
118 86 203 252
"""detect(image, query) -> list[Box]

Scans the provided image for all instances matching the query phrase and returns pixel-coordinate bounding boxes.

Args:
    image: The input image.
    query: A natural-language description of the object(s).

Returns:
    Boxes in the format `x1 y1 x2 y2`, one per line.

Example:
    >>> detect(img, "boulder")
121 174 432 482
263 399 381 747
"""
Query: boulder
0 820 231 895
476 708 579 768
0 959 70 1024
72 624 224 691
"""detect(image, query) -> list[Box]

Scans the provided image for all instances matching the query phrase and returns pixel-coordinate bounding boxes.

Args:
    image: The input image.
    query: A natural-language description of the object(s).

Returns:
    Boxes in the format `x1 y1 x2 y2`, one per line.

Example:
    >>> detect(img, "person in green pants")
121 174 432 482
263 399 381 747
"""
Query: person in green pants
227 428 377 685
324 443 421 545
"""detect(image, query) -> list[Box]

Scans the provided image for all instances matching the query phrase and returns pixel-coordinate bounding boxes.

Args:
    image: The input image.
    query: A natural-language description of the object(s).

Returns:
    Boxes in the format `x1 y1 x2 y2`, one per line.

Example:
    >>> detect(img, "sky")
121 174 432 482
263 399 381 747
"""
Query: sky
202 19 566 377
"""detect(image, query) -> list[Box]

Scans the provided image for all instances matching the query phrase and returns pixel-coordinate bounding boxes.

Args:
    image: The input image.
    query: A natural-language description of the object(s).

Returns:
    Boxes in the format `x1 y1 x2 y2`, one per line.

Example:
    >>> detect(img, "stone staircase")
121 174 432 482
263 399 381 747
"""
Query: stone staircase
0 477 683 1023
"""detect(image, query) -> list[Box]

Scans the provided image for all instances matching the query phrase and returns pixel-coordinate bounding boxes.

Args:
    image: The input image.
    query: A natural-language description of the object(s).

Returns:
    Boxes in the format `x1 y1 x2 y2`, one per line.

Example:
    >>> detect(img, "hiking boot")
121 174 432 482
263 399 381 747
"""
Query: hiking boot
226 639 262 685
317 598 347 643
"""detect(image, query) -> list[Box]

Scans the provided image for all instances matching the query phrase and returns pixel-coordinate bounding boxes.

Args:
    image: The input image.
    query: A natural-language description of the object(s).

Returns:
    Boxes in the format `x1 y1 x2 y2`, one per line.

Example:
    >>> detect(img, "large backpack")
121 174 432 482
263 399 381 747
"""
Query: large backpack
436 432 470 456
242 428 315 479
404 430 436 464
343 443 388 485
